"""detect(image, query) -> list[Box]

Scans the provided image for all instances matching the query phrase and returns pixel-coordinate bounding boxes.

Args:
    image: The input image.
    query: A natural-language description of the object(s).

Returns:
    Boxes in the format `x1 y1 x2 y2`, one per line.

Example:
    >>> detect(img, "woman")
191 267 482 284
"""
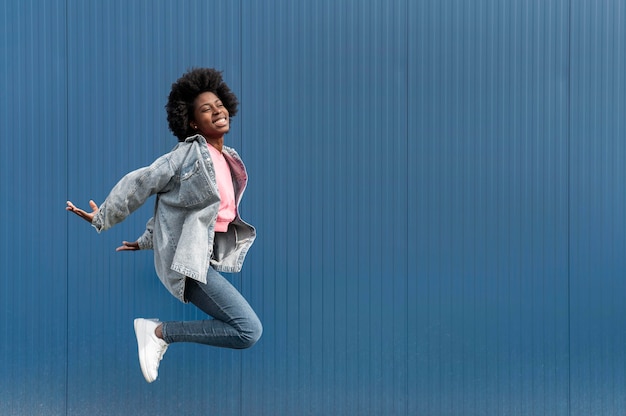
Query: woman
66 68 262 383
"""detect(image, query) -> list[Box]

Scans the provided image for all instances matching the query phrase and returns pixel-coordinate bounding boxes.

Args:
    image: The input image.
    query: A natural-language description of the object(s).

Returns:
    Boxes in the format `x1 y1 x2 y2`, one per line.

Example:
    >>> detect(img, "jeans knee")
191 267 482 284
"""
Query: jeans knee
238 317 262 349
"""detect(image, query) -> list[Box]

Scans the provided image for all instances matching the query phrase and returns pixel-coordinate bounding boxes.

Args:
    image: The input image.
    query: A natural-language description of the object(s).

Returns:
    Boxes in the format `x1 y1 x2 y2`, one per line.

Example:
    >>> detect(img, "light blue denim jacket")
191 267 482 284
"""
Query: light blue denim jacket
91 134 256 302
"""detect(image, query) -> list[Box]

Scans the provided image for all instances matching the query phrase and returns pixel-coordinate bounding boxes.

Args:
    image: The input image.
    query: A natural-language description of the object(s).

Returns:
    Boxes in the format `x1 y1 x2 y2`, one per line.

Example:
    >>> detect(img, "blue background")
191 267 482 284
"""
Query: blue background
1 0 624 415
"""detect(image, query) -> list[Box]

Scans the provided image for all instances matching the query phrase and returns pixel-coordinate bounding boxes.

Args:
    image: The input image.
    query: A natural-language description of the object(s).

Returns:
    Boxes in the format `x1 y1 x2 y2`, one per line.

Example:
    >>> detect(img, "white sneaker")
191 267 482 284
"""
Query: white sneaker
134 318 169 383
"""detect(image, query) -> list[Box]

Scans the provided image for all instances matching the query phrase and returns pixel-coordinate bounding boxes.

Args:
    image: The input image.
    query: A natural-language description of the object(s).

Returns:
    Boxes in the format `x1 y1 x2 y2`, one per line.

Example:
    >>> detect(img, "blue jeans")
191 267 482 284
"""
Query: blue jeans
161 267 262 349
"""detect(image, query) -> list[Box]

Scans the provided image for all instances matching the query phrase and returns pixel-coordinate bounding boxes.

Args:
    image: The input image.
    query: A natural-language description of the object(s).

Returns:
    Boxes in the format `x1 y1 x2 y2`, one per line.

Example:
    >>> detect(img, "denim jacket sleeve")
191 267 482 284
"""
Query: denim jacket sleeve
137 217 154 250
91 154 175 233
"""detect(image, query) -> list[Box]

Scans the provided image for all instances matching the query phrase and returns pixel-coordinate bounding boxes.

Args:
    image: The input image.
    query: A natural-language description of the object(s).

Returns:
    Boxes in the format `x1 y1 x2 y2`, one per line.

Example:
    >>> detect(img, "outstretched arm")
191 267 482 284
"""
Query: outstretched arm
66 200 99 223
68 200 143 251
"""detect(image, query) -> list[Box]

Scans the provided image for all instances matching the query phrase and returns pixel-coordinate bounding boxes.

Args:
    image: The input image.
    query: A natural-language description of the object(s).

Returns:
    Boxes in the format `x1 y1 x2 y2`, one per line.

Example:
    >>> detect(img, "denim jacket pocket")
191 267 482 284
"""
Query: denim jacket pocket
179 159 213 207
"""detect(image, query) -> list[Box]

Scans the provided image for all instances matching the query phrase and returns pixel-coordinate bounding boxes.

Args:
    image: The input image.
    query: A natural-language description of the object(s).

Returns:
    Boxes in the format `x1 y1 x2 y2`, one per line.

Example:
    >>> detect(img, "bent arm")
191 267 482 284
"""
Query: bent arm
136 217 155 250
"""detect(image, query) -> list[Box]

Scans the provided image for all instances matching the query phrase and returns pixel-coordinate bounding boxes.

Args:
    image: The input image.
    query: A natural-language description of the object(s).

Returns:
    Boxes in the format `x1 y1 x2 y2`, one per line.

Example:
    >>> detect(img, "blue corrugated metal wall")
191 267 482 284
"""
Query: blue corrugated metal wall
1 1 68 415
570 0 626 413
1 0 625 415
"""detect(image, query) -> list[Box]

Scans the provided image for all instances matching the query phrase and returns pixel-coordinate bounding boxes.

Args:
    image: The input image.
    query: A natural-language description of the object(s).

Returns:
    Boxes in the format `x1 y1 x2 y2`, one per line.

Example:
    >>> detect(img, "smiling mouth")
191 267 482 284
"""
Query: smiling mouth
214 117 228 127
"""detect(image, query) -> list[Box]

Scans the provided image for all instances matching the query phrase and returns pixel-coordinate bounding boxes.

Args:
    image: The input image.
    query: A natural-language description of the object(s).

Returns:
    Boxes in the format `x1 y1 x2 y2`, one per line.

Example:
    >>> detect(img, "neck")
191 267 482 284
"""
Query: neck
206 137 224 153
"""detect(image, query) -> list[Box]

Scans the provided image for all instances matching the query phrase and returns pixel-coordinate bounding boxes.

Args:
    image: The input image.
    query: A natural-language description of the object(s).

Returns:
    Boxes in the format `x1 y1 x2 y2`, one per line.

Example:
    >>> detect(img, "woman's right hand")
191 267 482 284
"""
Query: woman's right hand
66 200 99 223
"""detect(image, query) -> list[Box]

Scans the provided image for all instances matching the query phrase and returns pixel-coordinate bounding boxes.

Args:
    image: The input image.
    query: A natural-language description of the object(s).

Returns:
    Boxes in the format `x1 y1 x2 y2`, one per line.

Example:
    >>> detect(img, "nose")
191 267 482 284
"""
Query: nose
209 104 223 114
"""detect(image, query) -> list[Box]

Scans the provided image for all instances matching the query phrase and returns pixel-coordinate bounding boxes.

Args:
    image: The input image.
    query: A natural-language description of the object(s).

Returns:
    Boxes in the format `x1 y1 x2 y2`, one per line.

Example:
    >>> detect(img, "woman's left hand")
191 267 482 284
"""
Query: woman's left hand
116 240 140 251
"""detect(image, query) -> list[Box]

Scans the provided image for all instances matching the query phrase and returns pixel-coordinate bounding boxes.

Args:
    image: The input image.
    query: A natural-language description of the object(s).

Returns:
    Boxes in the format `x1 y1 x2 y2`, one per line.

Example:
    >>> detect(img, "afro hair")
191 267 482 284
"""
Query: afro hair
166 68 239 141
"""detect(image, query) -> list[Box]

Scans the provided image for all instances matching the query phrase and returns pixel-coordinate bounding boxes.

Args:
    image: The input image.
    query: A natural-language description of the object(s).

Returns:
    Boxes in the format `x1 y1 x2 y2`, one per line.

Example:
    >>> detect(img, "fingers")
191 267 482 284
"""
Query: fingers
67 200 99 212
66 200 85 216
66 200 96 223
116 241 140 251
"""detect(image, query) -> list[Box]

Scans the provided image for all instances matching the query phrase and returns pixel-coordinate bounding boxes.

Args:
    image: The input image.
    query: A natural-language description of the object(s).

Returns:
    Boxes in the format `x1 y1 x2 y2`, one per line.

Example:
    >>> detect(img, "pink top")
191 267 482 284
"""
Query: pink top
207 144 237 232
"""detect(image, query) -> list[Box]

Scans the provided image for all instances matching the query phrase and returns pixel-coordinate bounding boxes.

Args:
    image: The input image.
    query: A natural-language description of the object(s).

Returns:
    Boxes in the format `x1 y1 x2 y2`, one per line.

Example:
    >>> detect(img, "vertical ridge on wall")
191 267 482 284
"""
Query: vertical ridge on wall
0 1 69 415
569 1 626 414
408 1 570 414
241 1 409 414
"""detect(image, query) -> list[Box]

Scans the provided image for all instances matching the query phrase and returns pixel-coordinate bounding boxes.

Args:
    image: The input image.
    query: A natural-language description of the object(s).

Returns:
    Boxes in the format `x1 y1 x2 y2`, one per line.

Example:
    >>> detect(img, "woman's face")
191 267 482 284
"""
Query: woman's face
192 91 230 140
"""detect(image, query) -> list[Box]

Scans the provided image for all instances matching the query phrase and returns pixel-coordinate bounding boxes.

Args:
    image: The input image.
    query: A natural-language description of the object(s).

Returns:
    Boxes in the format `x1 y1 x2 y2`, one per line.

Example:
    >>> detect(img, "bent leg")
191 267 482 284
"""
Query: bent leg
161 268 262 349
